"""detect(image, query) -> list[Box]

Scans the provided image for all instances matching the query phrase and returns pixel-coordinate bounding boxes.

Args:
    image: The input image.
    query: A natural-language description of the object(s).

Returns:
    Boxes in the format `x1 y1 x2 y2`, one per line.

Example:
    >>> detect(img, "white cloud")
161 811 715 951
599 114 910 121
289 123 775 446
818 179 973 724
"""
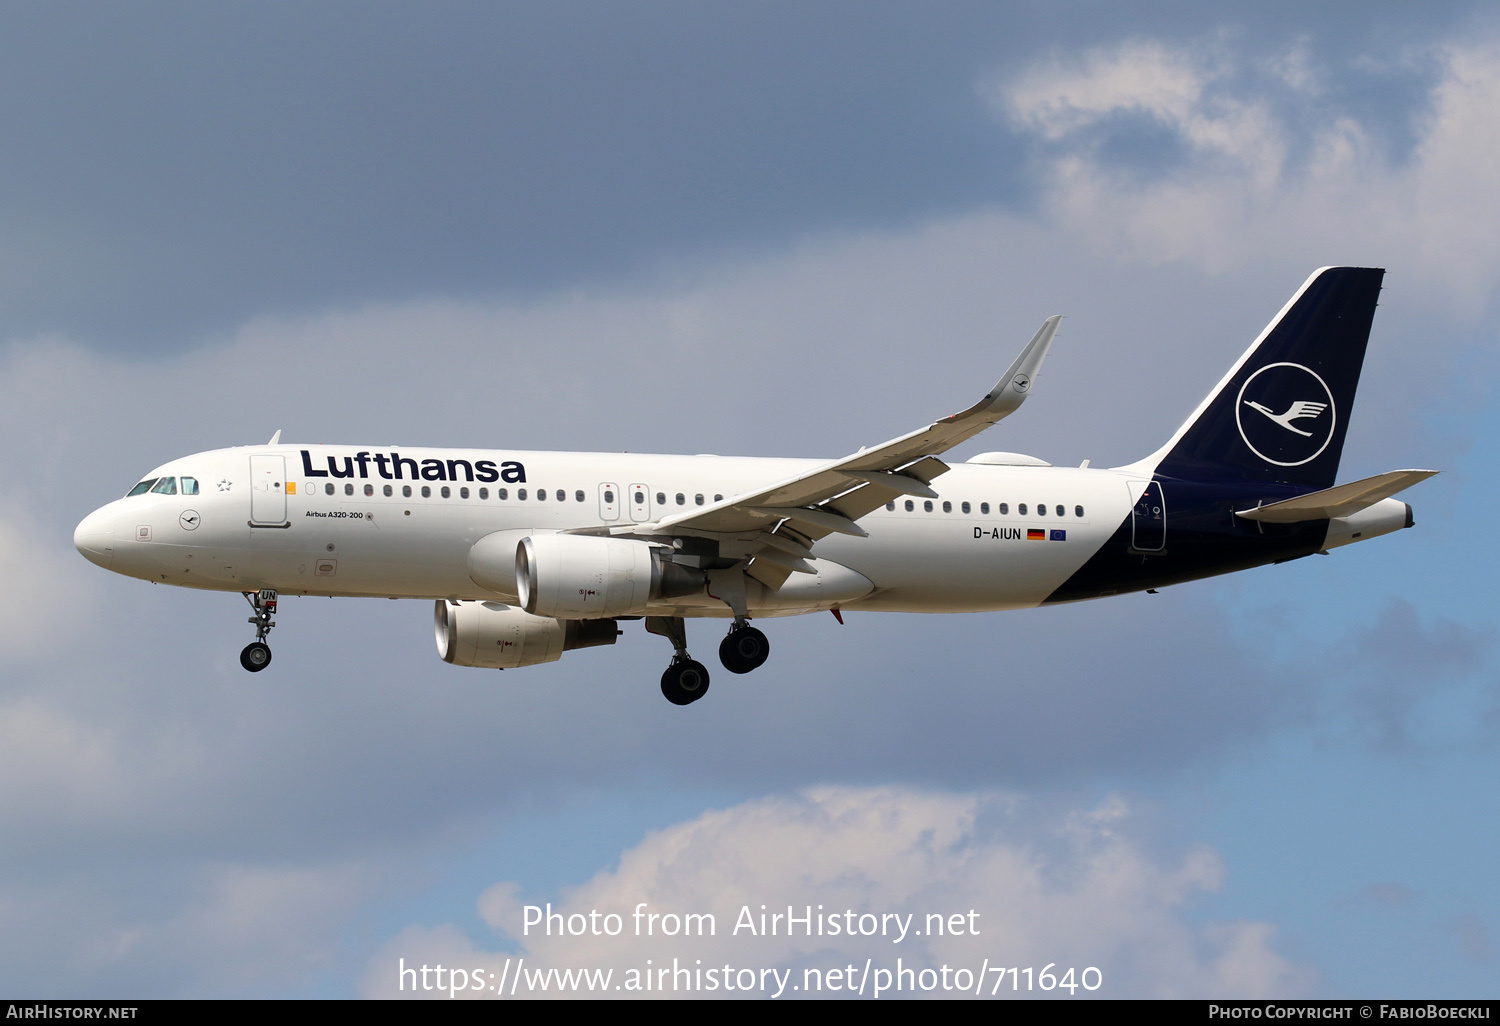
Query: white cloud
362 787 1310 999
992 39 1500 311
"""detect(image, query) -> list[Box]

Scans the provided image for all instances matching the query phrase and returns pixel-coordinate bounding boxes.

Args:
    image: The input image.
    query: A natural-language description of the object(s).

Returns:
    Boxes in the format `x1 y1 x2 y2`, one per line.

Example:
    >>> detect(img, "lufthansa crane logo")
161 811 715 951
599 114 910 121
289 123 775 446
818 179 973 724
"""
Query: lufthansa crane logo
1235 362 1336 467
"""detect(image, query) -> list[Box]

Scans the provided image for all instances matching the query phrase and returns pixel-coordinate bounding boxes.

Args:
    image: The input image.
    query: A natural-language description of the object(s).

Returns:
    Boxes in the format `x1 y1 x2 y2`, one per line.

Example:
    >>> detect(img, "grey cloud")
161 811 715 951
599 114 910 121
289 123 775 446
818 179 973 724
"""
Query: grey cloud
1449 915 1494 963
1361 882 1417 907
0 2 1475 353
1336 601 1492 752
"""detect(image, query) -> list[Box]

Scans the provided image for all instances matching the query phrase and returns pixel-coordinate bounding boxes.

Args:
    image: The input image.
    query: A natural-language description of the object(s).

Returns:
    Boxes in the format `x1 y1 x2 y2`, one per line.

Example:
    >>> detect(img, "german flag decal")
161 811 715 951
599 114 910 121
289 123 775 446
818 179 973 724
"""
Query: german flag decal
1027 529 1045 540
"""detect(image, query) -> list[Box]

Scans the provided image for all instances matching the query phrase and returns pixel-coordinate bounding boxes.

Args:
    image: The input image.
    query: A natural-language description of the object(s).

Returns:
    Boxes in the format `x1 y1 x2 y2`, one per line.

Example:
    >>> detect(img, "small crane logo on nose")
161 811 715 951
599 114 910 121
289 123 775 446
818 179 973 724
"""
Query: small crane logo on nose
180 511 201 531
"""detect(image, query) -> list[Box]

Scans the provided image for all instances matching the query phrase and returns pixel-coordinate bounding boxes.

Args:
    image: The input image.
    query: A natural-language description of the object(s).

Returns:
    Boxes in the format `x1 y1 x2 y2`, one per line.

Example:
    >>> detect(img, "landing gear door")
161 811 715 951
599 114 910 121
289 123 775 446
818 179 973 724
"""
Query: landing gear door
629 483 650 522
1129 480 1165 552
250 455 288 525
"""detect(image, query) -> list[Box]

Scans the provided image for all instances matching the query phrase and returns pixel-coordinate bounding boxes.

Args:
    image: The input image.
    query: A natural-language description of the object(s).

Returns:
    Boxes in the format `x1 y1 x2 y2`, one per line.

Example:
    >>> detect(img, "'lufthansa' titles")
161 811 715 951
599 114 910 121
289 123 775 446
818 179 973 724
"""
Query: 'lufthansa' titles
299 450 525 483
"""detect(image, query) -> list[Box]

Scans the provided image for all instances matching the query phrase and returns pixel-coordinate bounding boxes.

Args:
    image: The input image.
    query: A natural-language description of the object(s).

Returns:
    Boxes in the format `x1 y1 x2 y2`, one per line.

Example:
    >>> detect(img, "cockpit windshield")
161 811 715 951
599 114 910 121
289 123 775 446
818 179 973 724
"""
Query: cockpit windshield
126 475 197 497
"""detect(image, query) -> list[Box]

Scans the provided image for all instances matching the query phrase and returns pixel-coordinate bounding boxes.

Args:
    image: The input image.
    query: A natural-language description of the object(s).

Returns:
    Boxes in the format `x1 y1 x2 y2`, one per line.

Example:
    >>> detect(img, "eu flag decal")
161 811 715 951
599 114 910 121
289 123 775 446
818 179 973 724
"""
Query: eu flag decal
1051 529 1066 541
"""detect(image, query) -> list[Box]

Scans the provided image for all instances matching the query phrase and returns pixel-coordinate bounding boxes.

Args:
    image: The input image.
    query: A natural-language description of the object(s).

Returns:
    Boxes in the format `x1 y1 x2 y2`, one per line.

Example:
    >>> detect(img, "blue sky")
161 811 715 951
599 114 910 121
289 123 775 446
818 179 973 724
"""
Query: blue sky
1 2 1495 999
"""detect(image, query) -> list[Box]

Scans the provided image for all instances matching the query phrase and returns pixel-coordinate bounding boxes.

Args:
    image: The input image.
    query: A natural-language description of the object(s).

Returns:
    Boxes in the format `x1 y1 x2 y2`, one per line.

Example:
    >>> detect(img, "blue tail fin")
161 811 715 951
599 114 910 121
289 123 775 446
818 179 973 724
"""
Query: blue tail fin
1149 266 1384 490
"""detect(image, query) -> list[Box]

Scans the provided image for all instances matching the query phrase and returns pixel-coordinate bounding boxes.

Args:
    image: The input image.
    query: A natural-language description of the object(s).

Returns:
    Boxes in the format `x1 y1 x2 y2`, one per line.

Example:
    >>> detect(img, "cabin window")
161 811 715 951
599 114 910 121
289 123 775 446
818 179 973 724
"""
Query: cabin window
676 493 685 505
421 486 432 498
518 489 527 500
364 484 374 497
344 483 354 496
634 490 645 504
886 502 895 511
998 503 1008 515
695 494 704 505
656 492 666 506
180 477 199 495
535 488 545 501
714 494 723 502
383 485 393 497
1055 505 1064 517
1018 503 1027 515
324 483 334 496
127 479 158 497
961 501 971 514
980 502 990 514
497 488 508 500
151 477 178 495
1075 505 1084 517
403 485 412 498
441 486 451 498
904 500 914 512
479 487 489 499
942 500 952 513
575 490 585 502
603 489 614 503
458 487 468 499
923 500 934 512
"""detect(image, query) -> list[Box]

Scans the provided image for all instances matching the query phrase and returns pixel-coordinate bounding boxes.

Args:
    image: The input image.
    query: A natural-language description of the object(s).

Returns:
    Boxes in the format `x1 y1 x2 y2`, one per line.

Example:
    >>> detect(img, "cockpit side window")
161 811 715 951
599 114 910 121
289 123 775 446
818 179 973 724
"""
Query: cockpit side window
180 477 199 495
150 477 178 495
127 479 159 497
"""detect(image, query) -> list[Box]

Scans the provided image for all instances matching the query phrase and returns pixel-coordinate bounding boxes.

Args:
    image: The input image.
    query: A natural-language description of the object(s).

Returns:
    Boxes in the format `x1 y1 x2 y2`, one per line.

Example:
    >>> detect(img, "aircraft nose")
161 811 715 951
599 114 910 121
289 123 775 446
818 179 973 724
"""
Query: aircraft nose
74 507 117 568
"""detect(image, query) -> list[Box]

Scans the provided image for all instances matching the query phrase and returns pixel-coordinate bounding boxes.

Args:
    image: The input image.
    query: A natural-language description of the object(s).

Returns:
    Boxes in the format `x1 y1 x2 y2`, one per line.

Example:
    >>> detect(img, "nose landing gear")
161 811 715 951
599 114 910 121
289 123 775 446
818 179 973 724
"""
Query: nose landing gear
240 589 277 672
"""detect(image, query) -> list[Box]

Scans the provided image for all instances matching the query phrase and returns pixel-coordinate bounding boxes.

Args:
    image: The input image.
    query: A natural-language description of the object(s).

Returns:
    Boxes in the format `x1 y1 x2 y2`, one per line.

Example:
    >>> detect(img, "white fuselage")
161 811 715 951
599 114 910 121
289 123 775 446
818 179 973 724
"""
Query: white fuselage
73 444 1137 618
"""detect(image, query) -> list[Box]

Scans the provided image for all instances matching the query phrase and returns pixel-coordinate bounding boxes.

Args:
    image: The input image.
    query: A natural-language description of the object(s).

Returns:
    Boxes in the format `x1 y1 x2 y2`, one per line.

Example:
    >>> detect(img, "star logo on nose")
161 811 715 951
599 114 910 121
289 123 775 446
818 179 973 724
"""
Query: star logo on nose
218 479 233 492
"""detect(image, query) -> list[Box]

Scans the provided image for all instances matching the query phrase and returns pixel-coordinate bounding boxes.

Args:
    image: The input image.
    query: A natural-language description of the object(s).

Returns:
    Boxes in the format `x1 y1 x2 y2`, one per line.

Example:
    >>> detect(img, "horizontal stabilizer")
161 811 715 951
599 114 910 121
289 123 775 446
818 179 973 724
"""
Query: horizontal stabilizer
1236 469 1438 523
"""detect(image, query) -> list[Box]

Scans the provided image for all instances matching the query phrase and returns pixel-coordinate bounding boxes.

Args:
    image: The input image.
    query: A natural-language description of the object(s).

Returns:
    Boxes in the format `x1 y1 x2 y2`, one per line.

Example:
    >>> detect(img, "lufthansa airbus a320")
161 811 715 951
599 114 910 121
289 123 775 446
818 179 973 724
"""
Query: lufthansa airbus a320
74 267 1433 705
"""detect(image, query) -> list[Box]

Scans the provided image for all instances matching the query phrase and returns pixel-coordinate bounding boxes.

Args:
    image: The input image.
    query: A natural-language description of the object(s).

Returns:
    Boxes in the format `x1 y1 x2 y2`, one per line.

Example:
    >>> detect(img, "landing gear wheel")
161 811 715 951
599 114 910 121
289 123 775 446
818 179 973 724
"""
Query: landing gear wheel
661 659 710 705
240 642 272 672
719 626 769 674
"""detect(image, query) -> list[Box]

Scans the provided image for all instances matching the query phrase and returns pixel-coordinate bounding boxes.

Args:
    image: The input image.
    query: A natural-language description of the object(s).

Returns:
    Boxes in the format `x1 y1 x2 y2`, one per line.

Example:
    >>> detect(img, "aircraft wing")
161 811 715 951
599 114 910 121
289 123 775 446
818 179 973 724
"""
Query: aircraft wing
640 316 1062 585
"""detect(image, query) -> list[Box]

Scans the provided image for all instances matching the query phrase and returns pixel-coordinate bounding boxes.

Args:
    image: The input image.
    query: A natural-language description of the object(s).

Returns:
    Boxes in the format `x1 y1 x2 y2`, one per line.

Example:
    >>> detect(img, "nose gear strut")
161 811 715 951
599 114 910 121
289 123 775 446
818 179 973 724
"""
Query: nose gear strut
240 589 277 672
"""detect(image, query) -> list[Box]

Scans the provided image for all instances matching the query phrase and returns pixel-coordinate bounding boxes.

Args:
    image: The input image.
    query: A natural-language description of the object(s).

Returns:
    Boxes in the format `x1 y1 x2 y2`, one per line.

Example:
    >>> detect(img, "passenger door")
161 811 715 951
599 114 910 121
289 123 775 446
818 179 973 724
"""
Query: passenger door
250 455 288 525
1129 480 1165 552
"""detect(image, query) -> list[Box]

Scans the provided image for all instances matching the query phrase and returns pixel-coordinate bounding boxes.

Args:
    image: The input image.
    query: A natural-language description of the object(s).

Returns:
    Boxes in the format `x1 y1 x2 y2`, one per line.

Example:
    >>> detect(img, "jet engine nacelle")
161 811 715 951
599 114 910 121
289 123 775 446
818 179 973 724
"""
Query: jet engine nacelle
434 600 619 669
516 534 704 618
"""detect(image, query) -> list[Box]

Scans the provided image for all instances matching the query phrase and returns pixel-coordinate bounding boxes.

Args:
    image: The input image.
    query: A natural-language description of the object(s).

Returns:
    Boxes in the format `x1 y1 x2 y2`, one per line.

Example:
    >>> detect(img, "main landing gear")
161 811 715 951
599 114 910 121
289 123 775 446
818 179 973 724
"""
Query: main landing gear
646 616 772 705
240 589 277 672
647 616 710 706
719 622 769 675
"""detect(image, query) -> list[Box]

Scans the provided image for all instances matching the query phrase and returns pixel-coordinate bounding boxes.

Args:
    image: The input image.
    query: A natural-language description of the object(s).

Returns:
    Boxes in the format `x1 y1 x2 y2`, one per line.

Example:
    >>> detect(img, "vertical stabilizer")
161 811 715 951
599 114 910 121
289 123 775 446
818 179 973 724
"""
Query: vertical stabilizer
1144 266 1384 489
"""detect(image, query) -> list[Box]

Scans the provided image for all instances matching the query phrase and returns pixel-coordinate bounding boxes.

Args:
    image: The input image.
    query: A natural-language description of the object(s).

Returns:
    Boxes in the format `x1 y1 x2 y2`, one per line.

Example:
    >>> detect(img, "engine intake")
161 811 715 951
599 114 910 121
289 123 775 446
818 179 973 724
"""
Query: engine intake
434 600 619 669
516 534 704 618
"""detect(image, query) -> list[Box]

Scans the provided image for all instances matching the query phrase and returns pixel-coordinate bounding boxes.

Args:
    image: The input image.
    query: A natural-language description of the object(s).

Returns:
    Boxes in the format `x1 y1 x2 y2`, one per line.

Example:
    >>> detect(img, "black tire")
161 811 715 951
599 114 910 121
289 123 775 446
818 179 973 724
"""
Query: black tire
719 626 769 674
240 642 272 672
660 659 711 705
